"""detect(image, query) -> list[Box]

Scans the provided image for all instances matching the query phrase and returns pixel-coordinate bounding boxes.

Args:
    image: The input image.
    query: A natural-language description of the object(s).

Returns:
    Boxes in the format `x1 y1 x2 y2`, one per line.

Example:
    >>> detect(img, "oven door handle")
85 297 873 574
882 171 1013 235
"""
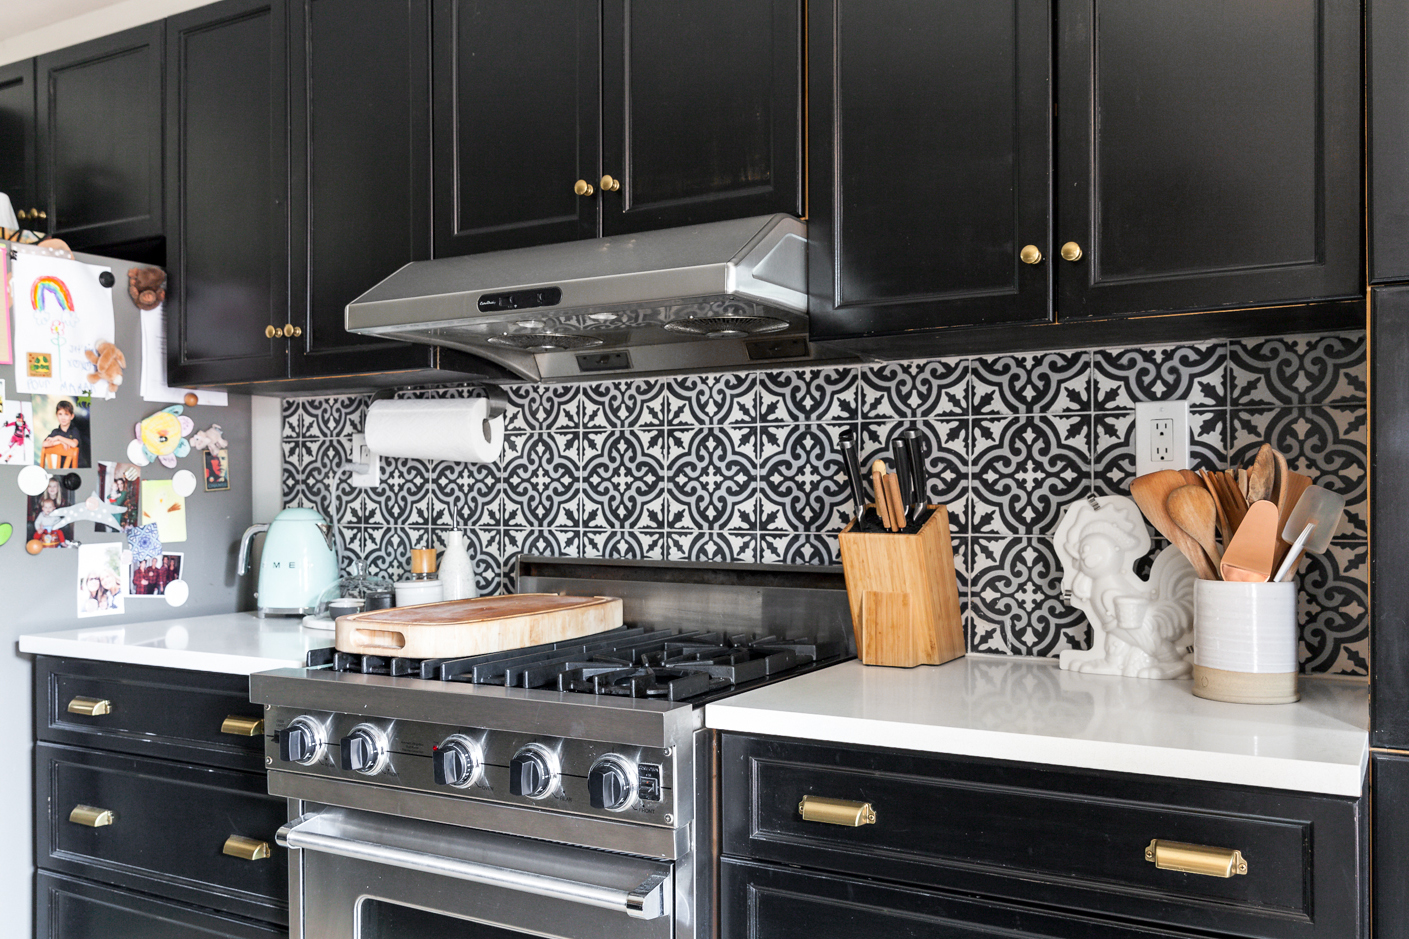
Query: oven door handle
277 813 671 920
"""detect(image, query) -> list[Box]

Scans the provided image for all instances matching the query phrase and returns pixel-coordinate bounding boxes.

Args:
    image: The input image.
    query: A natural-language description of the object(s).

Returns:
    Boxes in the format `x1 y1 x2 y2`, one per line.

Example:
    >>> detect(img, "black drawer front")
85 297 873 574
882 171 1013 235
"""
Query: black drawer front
37 743 287 925
722 734 1365 939
36 656 266 770
36 872 285 939
722 857 1207 939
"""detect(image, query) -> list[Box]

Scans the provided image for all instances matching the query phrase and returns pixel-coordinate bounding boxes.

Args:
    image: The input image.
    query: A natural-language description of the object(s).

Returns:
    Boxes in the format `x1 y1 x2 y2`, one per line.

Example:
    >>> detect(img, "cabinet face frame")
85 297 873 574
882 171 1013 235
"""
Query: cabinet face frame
1054 0 1362 319
1370 0 1409 282
806 0 1054 342
0 58 37 221
164 0 290 385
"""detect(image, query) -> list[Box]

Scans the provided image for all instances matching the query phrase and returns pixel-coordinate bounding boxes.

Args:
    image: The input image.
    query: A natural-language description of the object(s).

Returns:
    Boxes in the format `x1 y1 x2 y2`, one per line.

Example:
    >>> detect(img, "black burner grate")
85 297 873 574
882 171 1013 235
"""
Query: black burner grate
305 626 845 702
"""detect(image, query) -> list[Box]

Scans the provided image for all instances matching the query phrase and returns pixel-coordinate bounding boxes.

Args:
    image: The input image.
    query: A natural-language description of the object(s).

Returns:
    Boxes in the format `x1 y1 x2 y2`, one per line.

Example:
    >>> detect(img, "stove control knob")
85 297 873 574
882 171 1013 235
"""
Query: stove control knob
277 716 326 765
509 744 560 800
588 754 639 812
339 724 390 775
433 735 483 788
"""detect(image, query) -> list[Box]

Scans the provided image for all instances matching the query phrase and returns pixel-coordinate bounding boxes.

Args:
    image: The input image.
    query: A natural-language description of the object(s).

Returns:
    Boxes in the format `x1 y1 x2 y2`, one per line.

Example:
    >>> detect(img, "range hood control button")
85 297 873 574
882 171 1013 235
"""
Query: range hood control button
339 724 389 775
433 735 483 788
588 754 639 811
277 716 326 765
509 744 559 799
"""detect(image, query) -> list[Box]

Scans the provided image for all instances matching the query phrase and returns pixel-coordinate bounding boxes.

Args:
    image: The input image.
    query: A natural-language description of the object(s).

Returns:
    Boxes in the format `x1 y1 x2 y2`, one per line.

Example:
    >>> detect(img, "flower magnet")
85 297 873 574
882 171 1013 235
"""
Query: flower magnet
129 405 193 468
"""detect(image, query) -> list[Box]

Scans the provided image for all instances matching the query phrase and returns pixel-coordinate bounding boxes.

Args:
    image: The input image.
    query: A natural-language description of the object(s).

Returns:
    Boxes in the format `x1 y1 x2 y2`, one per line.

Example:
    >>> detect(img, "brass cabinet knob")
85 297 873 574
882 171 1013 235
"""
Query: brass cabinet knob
573 179 595 196
37 210 46 219
1019 244 1043 265
66 696 112 716
280 323 302 338
70 805 115 828
16 208 27 221
264 324 278 339
221 715 264 737
600 174 621 192
223 835 271 860
1060 241 1083 262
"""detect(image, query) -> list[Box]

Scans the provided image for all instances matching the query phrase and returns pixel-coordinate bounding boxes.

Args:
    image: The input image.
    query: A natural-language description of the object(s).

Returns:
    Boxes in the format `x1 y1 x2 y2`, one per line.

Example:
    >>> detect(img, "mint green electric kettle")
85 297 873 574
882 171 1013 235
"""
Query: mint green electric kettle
237 507 341 616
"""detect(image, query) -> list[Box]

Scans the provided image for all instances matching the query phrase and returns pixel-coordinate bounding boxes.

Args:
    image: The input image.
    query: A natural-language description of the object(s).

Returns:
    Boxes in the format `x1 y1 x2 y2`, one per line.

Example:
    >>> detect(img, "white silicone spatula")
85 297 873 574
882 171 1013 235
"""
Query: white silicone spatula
1272 486 1347 582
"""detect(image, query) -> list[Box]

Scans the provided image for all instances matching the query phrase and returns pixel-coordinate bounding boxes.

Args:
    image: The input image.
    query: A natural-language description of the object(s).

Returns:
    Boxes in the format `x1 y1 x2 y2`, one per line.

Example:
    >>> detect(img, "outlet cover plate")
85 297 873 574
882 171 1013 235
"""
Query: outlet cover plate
349 433 380 488
1134 399 1190 478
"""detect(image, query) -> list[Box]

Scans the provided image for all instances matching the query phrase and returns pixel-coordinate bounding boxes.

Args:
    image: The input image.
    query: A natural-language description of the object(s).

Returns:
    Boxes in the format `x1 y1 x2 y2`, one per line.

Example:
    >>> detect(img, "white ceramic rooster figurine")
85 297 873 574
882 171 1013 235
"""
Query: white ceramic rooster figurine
1055 494 1196 679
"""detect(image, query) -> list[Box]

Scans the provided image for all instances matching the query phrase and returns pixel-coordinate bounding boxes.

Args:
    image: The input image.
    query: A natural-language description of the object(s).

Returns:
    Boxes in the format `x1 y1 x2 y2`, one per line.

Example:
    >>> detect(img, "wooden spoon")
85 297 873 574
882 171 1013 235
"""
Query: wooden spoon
1247 444 1276 503
1198 470 1233 544
1167 484 1223 568
1220 500 1280 582
1130 470 1219 580
1178 469 1202 489
1237 467 1250 502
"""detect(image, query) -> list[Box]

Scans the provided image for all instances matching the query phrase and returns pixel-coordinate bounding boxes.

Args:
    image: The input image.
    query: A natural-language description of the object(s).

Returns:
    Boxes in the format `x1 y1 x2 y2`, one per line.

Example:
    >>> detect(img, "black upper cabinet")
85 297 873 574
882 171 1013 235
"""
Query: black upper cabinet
1056 0 1361 319
433 0 801 258
807 0 1052 341
432 0 600 258
36 23 165 253
1371 285 1409 748
165 0 289 386
0 59 36 223
1371 0 1409 283
289 0 440 378
599 0 801 236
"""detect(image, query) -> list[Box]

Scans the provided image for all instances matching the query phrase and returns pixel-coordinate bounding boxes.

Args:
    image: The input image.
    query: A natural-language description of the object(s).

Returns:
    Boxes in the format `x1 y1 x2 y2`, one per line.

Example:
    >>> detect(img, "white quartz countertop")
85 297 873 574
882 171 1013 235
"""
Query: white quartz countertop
18 612 335 674
705 656 1369 796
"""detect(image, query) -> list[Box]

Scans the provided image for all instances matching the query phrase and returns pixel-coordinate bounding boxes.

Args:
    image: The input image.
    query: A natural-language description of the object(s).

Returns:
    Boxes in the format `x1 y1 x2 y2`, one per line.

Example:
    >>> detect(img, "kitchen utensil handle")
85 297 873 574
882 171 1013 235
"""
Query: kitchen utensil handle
1145 839 1247 877
1273 522 1315 582
899 428 926 504
237 524 269 575
892 439 914 520
278 814 671 919
838 430 866 520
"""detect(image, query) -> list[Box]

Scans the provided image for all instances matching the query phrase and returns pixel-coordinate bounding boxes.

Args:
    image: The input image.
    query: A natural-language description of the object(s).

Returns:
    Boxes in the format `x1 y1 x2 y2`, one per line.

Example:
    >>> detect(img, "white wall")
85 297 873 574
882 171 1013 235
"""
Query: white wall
0 0 217 68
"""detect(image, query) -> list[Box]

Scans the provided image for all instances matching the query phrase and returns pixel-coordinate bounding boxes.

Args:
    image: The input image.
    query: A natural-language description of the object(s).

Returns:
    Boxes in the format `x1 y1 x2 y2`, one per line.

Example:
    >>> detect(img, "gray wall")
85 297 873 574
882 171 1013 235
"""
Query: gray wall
1 249 254 933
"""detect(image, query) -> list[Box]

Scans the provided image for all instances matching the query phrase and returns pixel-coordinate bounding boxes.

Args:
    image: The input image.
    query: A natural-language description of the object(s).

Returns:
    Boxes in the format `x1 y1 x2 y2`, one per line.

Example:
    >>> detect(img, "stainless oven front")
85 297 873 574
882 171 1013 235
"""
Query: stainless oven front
279 806 680 939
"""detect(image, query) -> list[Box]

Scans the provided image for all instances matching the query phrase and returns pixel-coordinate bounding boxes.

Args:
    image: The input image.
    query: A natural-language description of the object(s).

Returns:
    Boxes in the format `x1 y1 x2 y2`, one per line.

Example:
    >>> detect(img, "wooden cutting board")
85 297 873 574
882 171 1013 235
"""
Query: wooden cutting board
334 594 623 658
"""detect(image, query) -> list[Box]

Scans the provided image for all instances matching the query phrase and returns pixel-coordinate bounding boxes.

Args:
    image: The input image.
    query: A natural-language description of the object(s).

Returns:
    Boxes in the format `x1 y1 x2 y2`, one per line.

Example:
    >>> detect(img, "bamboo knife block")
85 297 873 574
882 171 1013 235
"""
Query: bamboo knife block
839 505 964 668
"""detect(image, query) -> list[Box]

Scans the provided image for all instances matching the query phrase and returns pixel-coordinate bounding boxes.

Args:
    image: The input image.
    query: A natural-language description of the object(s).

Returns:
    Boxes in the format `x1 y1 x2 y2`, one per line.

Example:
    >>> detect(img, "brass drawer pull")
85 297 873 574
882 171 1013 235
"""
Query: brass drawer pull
1145 839 1247 877
221 715 265 737
66 696 112 717
223 835 271 861
798 795 876 827
69 805 115 828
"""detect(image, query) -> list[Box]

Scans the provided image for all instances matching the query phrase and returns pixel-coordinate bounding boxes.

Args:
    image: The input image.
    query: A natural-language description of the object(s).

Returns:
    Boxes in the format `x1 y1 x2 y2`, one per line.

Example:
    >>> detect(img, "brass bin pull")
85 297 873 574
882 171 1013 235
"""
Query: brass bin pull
223 835 271 861
70 805 115 828
1145 839 1247 877
798 795 876 827
221 715 265 737
66 696 112 717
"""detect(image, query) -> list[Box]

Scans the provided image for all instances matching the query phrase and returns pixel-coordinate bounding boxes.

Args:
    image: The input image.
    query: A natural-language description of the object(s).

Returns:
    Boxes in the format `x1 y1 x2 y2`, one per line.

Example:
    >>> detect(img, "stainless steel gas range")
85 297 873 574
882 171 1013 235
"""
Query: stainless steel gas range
250 558 853 939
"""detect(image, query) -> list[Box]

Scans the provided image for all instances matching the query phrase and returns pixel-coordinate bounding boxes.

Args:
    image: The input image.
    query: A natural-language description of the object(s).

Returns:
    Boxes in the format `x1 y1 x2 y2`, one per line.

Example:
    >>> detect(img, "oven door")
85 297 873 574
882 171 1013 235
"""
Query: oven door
279 807 675 939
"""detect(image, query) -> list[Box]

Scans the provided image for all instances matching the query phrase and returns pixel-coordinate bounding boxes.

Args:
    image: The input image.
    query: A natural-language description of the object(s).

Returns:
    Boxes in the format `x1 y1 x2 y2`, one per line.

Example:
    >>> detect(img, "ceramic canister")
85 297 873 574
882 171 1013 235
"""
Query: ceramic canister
1192 580 1299 704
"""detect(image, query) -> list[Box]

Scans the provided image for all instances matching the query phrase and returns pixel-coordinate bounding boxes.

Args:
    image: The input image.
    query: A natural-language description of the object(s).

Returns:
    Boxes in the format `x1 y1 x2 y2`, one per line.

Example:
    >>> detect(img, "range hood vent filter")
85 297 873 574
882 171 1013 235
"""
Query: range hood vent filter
663 315 790 339
487 333 605 352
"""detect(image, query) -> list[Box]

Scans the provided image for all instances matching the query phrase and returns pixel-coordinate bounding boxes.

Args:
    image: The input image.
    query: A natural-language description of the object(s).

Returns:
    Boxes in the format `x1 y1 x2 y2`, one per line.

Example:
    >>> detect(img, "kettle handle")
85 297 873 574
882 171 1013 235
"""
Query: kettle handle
237 524 270 575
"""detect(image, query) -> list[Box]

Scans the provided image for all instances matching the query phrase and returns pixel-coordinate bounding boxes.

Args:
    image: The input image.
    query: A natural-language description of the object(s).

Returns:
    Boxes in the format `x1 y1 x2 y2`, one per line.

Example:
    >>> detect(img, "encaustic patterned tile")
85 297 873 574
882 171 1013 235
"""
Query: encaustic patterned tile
970 350 1090 415
758 366 859 424
665 372 757 426
968 537 1084 657
580 428 667 531
970 416 1089 536
1229 332 1367 407
501 432 581 529
582 528 666 561
759 423 854 534
859 419 967 534
664 425 758 531
1297 540 1368 676
581 380 667 430
1092 343 1226 410
859 358 967 420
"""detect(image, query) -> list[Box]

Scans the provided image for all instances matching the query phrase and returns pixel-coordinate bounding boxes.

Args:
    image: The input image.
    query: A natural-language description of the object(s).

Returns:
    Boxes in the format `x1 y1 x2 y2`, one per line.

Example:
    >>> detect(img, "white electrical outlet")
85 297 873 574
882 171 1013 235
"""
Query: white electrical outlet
1133 400 1190 478
349 433 380 488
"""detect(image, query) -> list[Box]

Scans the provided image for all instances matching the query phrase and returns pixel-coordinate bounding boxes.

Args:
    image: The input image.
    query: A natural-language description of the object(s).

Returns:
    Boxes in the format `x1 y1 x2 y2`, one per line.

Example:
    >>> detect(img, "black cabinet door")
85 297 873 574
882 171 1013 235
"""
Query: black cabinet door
1372 286 1409 748
599 0 801 236
432 0 599 258
288 0 438 378
1055 0 1361 319
0 58 37 222
165 0 289 386
37 872 285 939
36 23 164 252
1371 0 1409 282
1375 753 1409 939
807 0 1053 342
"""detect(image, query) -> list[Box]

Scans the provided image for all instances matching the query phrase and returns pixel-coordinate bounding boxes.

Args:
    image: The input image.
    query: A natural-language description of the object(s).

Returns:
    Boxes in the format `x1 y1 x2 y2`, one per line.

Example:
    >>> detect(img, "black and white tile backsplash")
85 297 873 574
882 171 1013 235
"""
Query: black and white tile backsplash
282 330 1368 675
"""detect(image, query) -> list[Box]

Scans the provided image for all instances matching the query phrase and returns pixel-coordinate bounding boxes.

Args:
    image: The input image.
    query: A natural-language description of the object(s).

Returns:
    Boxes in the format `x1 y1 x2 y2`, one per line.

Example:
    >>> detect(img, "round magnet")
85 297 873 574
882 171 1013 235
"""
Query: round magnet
172 470 197 497
59 472 82 491
98 271 115 288
164 579 189 607
0 522 11 546
18 465 50 496
127 439 150 466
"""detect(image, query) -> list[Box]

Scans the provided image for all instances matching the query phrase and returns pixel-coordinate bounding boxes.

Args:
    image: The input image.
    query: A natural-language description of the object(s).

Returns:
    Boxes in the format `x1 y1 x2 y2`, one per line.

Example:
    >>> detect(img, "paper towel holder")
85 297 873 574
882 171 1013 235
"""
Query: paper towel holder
370 384 508 439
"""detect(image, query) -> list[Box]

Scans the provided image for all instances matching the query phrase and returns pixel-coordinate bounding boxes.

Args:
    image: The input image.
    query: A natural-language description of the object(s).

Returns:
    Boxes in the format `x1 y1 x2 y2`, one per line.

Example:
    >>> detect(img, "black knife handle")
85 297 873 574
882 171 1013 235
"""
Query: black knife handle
838 429 866 521
892 438 914 523
899 428 927 506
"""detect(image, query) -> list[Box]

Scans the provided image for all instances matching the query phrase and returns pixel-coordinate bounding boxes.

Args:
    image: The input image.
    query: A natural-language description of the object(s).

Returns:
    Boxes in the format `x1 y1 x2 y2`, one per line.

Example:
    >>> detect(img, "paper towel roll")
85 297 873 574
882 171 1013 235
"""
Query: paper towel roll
364 397 505 463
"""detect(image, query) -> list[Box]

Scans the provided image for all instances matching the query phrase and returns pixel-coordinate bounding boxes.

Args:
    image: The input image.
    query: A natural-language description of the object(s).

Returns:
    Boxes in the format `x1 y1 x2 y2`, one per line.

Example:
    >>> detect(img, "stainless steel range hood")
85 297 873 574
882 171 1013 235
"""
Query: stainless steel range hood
345 215 851 382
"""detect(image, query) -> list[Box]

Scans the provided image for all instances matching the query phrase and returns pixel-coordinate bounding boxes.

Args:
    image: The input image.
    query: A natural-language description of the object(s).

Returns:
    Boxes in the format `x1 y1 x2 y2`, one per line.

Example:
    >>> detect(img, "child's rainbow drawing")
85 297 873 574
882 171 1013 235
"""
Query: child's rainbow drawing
30 276 74 313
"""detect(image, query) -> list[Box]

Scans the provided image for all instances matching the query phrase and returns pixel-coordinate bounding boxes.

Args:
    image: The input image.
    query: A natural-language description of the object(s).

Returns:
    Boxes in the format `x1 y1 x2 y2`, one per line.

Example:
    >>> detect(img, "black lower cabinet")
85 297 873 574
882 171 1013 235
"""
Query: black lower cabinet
1374 752 1409 938
721 733 1367 939
722 859 1206 939
36 872 283 939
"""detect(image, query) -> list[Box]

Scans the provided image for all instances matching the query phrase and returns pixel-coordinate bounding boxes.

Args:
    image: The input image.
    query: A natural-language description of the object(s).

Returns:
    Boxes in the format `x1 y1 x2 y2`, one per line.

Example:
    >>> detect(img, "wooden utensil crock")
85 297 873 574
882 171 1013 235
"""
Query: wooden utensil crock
838 504 964 668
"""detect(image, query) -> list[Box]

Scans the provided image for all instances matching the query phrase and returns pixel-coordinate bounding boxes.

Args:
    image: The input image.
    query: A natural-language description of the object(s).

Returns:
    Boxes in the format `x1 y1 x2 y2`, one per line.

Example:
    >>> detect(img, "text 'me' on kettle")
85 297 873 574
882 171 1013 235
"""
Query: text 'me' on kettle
238 507 340 617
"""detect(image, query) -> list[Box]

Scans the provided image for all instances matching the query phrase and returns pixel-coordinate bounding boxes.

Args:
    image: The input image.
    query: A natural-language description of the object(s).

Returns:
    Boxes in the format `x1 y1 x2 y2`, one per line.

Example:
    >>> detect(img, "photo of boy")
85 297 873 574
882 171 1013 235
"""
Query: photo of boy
31 394 91 468
0 398 32 465
26 476 73 543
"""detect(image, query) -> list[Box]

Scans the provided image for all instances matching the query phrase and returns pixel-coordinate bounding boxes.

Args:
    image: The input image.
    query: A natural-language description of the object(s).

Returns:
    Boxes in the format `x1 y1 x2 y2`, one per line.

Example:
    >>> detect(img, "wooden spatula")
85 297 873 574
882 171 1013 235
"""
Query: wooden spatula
1168 484 1223 568
1130 470 1219 580
1247 445 1276 503
871 460 893 531
1198 470 1233 544
1220 500 1279 582
1274 470 1314 569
